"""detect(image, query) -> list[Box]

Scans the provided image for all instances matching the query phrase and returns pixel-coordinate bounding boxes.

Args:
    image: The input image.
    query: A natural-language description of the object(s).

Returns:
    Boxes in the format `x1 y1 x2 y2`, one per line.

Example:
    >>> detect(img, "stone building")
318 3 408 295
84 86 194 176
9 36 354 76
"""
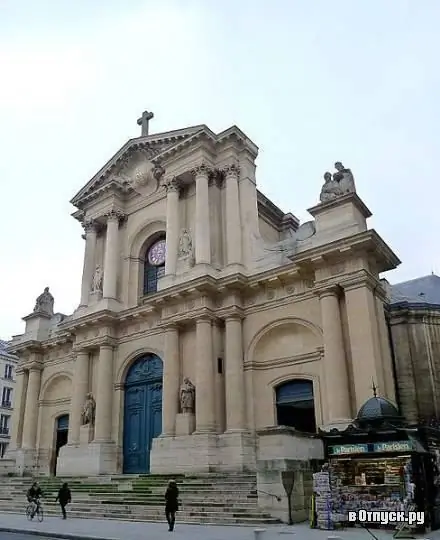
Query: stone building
389 274 440 424
0 340 18 458
6 114 400 477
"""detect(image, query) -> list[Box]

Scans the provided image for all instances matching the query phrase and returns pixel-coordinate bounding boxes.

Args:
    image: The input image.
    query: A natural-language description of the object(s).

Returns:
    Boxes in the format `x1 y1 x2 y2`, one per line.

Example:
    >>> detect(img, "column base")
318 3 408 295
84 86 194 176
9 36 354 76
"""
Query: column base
150 431 256 474
57 442 118 476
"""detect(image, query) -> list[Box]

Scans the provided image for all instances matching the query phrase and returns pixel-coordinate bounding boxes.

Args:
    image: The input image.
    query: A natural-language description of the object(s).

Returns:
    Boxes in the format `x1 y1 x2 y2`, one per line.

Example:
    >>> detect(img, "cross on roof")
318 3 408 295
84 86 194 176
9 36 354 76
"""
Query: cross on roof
137 110 154 136
371 379 378 397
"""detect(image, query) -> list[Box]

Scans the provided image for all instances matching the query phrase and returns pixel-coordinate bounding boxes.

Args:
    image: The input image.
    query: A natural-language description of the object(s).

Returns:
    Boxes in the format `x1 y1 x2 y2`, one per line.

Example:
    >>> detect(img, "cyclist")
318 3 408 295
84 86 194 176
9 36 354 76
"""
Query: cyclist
26 482 43 518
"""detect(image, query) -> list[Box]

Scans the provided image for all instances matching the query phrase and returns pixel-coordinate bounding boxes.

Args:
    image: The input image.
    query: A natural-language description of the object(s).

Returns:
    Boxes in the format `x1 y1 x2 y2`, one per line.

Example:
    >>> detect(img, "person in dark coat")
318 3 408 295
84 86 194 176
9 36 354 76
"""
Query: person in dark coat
165 479 179 531
55 482 71 519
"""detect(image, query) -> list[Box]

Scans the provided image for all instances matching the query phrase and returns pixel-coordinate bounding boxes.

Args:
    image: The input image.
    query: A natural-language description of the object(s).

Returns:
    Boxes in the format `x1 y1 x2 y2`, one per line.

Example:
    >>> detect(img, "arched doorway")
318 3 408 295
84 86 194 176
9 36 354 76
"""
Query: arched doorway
54 414 69 476
123 354 163 473
275 379 316 433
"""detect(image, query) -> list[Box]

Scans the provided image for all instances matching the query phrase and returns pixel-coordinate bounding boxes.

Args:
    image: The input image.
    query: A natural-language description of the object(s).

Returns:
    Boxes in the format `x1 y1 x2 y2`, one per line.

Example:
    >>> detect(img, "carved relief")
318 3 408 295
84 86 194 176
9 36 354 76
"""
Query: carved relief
81 393 96 426
91 265 103 293
178 229 194 259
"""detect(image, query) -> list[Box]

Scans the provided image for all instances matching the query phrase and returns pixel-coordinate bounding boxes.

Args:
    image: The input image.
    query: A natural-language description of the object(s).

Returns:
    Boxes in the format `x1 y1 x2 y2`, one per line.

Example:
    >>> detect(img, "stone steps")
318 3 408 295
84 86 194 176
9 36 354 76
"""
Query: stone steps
0 473 280 525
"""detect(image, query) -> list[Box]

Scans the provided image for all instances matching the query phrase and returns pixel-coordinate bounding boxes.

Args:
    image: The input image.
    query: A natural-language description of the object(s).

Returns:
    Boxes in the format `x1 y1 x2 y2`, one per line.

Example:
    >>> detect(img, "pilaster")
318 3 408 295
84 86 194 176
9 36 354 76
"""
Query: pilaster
94 344 114 442
67 350 90 445
162 324 180 436
192 163 212 265
164 178 181 276
317 286 352 426
102 210 125 300
79 219 98 307
224 314 246 431
195 316 216 433
224 164 243 267
21 362 42 450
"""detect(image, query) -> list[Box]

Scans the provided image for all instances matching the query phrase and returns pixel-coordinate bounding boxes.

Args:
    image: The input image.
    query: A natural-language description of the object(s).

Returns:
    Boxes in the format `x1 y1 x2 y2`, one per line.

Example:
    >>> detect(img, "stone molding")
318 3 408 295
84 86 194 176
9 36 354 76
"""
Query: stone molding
340 270 378 292
315 284 342 299
244 349 322 372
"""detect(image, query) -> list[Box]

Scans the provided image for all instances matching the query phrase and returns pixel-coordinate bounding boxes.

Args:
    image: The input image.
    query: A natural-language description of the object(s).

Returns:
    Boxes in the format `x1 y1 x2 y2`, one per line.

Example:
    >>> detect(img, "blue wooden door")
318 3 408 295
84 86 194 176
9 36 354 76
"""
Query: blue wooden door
123 355 163 474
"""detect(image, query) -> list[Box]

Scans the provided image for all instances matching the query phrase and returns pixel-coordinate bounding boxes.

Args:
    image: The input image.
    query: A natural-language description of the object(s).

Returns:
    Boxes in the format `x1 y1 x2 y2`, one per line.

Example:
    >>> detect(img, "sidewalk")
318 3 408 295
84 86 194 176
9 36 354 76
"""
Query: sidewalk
0 512 436 540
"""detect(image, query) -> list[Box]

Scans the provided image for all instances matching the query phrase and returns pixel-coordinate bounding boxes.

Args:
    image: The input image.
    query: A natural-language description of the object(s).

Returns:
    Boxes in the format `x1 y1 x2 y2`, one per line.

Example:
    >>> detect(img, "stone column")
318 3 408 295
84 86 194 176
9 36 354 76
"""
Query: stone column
8 368 28 450
319 287 351 423
21 365 42 449
375 294 397 402
225 316 246 431
195 317 216 432
164 178 180 276
80 219 98 306
103 210 123 300
94 345 114 442
162 325 180 435
67 350 90 445
193 164 211 265
224 165 243 266
344 277 385 410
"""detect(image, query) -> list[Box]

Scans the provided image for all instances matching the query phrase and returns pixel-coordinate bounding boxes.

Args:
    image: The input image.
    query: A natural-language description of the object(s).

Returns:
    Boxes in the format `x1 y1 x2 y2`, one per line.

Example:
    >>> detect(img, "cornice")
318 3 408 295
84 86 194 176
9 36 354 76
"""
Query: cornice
339 270 379 292
291 229 401 273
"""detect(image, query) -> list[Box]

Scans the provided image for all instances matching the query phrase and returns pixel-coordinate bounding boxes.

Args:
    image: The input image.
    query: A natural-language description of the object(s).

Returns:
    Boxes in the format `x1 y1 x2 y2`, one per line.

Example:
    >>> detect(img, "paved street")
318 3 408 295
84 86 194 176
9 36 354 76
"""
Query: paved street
0 535 58 540
0 512 440 540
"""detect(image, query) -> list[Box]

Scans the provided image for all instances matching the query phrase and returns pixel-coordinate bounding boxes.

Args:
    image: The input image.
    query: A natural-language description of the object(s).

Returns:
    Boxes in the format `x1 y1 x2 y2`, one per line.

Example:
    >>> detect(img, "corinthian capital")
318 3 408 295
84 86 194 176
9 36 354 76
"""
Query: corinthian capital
223 163 240 180
164 177 181 193
104 209 126 223
153 165 165 181
191 162 213 179
82 219 98 234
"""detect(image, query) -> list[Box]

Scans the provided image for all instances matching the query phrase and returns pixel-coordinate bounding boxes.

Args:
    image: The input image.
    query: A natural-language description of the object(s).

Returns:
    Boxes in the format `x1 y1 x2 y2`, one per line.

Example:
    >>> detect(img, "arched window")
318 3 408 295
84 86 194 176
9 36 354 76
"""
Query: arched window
143 237 166 295
275 379 316 433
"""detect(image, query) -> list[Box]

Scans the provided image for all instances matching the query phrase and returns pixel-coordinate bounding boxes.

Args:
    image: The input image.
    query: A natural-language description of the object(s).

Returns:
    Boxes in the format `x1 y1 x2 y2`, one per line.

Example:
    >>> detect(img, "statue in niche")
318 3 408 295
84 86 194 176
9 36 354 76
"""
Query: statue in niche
178 229 193 258
81 393 96 425
33 287 54 316
180 378 195 414
91 265 103 293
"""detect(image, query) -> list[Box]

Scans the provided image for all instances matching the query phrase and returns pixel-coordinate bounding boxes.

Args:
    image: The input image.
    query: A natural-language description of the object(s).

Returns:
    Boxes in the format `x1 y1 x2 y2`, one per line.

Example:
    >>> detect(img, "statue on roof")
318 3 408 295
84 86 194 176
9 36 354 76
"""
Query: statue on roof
33 287 54 316
319 162 356 203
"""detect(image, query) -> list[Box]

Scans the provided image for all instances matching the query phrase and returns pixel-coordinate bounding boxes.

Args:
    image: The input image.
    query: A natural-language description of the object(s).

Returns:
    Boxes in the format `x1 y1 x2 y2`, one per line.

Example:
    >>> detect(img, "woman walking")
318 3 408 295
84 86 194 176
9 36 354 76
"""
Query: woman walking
55 482 71 520
164 479 179 532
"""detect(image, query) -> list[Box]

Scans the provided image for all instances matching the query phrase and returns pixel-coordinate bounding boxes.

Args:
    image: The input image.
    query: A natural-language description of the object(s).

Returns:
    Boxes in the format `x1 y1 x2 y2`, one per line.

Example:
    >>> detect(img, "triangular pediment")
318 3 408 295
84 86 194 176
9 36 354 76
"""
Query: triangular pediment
70 125 208 207
70 123 258 208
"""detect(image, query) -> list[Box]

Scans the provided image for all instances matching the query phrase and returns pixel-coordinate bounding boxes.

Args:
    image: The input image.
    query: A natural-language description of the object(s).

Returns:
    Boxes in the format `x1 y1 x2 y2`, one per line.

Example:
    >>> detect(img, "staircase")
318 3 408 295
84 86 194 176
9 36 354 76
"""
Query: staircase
0 473 281 525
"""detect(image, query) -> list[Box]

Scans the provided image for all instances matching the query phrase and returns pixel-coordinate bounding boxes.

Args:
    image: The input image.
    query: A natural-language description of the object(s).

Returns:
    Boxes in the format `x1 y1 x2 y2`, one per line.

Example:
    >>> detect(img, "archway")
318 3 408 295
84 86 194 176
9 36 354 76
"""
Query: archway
54 414 69 476
123 354 163 473
275 379 316 433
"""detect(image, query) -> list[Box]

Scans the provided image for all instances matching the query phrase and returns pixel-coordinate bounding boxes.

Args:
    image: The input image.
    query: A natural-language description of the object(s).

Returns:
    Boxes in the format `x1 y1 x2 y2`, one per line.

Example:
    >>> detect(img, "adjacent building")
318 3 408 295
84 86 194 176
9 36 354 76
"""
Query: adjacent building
6 115 400 479
389 274 440 424
0 340 17 458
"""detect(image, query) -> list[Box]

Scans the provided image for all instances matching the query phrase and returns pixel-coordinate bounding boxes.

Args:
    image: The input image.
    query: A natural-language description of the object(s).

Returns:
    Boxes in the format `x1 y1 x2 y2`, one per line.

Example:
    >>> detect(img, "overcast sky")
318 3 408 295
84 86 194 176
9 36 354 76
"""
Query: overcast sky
1 0 439 340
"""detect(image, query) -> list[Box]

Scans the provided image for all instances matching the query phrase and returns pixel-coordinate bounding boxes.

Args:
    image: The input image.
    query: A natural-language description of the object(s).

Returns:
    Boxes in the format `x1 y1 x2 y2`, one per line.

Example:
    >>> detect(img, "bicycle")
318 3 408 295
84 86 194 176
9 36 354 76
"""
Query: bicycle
25 499 44 522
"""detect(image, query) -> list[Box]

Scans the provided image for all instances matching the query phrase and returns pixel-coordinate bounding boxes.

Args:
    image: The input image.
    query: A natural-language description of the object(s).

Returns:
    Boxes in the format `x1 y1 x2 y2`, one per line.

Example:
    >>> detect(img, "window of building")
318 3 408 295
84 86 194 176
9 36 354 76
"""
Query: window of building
275 379 316 433
3 364 13 380
1 387 12 408
0 414 10 435
0 442 8 458
143 238 166 295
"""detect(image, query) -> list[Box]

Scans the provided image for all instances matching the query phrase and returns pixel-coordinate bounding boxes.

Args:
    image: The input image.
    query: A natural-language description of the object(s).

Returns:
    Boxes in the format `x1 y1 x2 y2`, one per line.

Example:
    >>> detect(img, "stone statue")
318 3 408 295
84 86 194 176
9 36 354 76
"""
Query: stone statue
319 171 344 203
180 378 195 413
178 229 193 258
91 265 103 293
332 162 356 194
81 393 96 425
33 287 54 316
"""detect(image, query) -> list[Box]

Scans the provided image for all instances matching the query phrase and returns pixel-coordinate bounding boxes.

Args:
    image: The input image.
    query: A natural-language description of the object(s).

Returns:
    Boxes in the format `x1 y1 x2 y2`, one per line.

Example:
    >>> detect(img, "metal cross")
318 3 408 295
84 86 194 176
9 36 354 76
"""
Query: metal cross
137 110 154 136
371 379 378 397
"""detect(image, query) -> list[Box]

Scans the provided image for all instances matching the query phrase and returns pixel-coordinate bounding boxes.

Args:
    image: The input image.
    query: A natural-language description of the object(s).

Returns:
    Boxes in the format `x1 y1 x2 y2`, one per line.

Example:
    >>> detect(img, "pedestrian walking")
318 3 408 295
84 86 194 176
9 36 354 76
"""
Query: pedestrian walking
55 482 71 519
165 479 179 532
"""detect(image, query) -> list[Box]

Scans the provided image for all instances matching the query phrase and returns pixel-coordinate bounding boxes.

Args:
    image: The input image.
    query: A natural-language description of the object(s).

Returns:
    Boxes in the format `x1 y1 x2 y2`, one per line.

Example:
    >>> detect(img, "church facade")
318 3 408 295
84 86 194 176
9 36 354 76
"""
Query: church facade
6 115 400 477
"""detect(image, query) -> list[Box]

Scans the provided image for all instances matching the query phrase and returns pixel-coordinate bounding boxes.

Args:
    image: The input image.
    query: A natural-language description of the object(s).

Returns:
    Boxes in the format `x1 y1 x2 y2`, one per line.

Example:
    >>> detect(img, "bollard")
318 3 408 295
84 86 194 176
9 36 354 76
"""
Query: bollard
254 528 267 540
